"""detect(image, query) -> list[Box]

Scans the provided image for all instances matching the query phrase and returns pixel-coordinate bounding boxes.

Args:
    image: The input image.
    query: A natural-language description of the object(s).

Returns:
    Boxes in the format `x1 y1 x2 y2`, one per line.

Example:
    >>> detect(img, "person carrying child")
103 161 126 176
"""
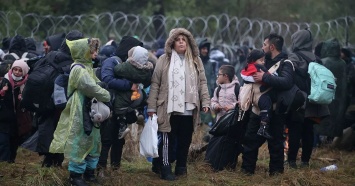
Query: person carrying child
240 49 273 139
113 46 154 139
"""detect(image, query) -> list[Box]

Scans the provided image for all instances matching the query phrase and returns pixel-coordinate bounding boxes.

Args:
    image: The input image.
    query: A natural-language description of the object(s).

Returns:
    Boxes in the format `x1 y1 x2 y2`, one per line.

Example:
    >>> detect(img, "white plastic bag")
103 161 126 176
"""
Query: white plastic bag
139 114 159 158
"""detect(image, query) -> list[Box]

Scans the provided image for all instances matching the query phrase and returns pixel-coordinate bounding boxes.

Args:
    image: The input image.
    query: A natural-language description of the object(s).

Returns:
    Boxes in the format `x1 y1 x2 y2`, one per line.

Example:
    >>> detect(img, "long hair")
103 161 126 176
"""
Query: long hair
179 34 194 64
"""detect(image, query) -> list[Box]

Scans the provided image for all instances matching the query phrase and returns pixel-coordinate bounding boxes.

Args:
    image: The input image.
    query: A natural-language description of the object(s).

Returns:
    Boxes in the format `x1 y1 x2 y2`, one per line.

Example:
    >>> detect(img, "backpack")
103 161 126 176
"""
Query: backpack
307 62 336 104
216 82 239 99
21 51 73 113
295 52 336 104
53 64 85 109
0 52 28 77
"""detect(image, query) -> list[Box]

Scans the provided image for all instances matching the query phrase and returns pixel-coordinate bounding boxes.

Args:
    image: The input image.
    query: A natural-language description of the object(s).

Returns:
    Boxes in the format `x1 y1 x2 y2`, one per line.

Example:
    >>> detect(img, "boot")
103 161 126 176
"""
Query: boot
257 123 273 139
160 165 175 181
151 158 161 174
84 169 99 184
70 172 88 186
175 167 187 176
42 154 53 167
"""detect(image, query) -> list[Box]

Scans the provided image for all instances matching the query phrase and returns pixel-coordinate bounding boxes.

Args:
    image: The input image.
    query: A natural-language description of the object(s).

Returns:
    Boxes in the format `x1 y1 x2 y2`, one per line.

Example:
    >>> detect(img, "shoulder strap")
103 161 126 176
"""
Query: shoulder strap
70 63 85 70
268 61 281 74
234 83 240 101
217 83 240 101
21 52 28 59
216 85 222 99
283 59 295 71
295 51 313 63
10 53 20 60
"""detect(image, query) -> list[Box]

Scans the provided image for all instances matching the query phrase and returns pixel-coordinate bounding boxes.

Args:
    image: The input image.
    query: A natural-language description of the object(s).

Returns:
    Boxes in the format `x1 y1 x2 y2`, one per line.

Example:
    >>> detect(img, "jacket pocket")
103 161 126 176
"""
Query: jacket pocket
156 100 166 124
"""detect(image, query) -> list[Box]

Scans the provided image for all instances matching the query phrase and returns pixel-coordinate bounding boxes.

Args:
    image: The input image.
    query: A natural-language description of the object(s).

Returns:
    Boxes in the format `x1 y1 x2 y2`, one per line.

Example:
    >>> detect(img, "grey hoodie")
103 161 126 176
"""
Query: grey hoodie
289 29 329 119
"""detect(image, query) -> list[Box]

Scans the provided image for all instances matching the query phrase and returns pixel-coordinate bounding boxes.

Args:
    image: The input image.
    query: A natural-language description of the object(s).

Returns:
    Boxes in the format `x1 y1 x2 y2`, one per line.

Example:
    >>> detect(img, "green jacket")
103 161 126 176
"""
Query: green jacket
50 38 110 163
113 59 153 114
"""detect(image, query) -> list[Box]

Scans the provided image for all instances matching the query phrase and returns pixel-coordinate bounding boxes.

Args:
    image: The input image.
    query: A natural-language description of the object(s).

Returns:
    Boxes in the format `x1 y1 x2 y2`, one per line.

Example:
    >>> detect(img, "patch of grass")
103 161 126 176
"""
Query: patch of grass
0 124 354 186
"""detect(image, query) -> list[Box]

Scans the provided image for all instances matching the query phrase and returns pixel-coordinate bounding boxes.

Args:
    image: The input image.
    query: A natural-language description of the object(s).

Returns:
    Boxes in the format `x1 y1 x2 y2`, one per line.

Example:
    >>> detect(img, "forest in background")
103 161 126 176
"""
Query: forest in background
1 0 354 22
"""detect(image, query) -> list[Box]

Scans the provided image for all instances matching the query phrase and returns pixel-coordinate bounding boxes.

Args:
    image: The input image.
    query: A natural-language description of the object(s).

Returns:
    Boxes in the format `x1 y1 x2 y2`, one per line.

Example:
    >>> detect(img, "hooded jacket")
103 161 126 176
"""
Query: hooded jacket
45 33 66 52
147 28 210 132
314 38 348 137
8 35 28 57
116 36 143 62
288 29 329 119
49 38 110 163
211 76 239 121
198 38 215 97
113 48 154 114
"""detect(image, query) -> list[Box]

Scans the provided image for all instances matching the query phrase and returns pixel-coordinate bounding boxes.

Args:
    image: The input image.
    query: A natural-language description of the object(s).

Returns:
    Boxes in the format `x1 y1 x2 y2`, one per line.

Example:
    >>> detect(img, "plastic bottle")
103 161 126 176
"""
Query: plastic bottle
320 164 338 172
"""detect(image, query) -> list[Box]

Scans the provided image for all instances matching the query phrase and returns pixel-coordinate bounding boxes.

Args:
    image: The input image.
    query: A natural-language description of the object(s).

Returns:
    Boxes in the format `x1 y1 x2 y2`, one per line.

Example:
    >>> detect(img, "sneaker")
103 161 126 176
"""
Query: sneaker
118 128 130 139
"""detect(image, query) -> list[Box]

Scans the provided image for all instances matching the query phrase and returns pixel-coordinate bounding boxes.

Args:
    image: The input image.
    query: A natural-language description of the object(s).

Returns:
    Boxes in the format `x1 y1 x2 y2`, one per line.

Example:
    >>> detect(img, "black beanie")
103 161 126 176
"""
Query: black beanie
116 36 143 61
247 49 265 63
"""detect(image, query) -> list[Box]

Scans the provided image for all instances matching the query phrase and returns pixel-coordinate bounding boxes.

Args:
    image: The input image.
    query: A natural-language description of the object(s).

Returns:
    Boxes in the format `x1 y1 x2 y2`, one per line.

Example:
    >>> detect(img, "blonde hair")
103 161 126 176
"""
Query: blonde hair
176 34 194 63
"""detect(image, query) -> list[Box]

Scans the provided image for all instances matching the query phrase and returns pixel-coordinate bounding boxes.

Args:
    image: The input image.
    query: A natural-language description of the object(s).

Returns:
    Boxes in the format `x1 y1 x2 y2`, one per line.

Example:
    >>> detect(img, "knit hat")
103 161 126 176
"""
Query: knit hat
247 49 265 63
131 46 148 65
12 59 30 76
116 36 143 61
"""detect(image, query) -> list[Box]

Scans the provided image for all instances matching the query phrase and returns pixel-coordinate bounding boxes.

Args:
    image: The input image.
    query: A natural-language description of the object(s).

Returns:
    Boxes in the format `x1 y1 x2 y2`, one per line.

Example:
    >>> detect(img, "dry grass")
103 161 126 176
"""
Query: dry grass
1 124 354 186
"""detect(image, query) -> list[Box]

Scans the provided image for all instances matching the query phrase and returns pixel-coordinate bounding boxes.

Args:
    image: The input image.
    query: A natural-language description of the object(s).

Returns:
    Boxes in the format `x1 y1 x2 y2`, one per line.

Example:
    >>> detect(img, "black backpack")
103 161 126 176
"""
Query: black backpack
21 51 73 113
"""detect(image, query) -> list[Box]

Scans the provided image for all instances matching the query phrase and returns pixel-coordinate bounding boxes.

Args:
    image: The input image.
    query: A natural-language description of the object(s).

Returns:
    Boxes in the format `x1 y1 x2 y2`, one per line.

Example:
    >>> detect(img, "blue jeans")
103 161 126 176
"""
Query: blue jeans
68 155 99 174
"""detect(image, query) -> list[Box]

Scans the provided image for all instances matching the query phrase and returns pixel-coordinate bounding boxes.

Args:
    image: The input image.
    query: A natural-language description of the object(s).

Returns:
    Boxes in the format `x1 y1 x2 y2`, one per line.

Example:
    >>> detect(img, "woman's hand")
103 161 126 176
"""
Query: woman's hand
2 83 8 91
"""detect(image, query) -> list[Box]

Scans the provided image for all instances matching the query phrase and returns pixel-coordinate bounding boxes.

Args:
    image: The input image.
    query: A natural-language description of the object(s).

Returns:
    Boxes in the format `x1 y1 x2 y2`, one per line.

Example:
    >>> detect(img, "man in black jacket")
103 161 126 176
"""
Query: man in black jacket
241 33 293 175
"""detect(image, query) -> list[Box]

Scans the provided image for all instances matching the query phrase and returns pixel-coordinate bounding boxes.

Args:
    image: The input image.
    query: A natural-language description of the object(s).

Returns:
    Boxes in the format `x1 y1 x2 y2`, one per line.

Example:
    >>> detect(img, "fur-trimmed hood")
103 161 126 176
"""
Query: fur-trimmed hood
127 58 154 71
164 28 200 60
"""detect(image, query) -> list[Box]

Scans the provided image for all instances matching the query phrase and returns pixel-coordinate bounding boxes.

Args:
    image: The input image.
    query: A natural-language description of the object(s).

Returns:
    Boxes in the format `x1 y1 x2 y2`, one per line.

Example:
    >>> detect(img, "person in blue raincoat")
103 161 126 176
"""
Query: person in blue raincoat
50 38 110 186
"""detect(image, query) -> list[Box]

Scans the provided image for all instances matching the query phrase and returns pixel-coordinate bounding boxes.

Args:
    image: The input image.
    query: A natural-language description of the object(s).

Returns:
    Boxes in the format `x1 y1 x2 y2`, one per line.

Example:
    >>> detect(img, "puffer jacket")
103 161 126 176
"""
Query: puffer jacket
211 76 239 121
147 28 210 132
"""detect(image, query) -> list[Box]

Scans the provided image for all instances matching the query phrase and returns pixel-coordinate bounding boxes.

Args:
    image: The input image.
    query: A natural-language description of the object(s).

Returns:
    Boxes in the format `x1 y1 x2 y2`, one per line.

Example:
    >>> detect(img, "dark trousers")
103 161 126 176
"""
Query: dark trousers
258 94 272 123
9 133 20 163
241 112 285 174
98 116 125 168
0 132 10 162
287 110 314 163
157 115 193 168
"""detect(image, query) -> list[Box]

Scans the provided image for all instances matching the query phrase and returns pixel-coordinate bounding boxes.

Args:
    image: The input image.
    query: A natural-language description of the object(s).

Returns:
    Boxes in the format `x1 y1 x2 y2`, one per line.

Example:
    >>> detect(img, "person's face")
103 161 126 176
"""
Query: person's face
217 70 228 84
262 39 273 58
340 51 345 60
174 35 187 54
200 46 209 57
91 50 98 59
255 57 265 65
43 41 50 54
12 66 23 77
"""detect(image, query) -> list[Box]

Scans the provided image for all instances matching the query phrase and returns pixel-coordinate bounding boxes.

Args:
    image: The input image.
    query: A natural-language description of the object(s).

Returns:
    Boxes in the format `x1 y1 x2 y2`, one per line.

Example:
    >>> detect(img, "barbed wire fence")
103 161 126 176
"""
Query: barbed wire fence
1 11 354 61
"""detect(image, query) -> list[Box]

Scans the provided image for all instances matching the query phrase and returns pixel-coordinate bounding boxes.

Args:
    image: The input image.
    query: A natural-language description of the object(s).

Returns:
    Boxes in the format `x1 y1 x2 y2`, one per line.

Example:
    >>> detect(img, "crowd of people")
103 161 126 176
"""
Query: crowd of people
0 27 354 185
